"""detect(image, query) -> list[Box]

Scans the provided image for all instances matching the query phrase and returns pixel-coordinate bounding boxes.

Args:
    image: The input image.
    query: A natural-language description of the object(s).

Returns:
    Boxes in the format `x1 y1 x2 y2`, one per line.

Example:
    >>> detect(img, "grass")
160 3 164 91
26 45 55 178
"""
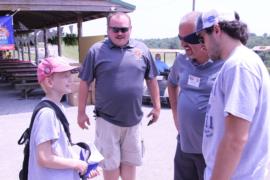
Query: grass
62 44 79 61
62 45 178 66
61 48 269 75
12 45 270 74
11 43 79 63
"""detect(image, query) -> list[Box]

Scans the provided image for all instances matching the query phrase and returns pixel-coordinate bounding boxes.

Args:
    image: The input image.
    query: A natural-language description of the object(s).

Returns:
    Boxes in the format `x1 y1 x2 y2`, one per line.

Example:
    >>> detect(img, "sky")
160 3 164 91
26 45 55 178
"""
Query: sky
80 0 270 39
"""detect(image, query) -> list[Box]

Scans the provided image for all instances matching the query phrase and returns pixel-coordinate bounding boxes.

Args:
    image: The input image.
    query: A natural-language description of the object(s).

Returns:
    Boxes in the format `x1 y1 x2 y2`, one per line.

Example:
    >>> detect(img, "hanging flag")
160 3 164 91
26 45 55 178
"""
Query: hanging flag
0 16 15 50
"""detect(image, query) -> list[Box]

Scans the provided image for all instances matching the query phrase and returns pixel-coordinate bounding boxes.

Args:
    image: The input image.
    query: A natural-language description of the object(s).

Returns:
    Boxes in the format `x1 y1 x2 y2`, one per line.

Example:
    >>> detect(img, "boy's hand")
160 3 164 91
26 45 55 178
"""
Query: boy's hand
74 159 88 174
87 167 101 179
77 112 90 129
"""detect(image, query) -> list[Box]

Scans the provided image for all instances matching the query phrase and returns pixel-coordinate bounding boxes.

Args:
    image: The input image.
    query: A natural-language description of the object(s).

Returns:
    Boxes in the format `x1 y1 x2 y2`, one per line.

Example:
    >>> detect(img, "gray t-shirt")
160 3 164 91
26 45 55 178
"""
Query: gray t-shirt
168 54 224 153
79 39 158 127
203 45 270 179
28 102 79 180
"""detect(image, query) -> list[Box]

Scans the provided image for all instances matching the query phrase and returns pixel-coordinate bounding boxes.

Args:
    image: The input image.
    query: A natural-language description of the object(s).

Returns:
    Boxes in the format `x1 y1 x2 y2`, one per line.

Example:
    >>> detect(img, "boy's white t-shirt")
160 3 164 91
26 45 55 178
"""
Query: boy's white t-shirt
203 45 270 180
28 101 80 180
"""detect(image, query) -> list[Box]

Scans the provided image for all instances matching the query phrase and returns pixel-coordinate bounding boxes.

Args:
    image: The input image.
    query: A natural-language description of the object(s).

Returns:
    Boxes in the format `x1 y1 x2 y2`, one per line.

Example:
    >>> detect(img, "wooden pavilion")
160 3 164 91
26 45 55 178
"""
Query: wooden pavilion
0 0 135 62
0 0 135 99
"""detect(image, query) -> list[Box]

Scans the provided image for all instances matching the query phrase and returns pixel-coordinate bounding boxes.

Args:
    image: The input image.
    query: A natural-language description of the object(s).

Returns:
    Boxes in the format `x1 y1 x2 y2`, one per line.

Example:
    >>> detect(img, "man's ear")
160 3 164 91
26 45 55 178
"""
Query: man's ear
214 24 221 34
200 44 207 51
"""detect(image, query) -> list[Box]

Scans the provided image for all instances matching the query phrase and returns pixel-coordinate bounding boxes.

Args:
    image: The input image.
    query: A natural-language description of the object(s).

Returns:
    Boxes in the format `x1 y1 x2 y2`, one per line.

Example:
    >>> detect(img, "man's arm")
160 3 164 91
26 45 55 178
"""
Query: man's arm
77 80 91 129
167 82 180 132
146 78 161 123
211 114 250 180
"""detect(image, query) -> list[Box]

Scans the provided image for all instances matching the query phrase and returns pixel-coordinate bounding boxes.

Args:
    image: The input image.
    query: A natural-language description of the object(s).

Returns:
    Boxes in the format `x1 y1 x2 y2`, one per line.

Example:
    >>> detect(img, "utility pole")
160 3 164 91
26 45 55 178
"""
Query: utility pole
192 0 196 11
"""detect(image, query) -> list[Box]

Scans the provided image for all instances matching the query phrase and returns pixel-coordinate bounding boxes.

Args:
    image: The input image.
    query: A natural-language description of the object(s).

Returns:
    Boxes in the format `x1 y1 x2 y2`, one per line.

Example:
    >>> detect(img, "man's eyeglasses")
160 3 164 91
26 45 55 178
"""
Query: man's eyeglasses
109 27 129 33
178 32 200 44
197 26 214 44
198 36 204 44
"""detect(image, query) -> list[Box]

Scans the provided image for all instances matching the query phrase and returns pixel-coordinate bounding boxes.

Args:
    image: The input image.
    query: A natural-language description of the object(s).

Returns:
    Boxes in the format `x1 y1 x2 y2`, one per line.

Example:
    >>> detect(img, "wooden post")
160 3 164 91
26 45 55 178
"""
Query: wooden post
77 15 82 60
16 45 20 60
57 25 62 56
43 28 48 58
163 53 166 63
13 50 16 59
21 44 24 61
34 30 39 64
27 42 31 61
192 0 195 11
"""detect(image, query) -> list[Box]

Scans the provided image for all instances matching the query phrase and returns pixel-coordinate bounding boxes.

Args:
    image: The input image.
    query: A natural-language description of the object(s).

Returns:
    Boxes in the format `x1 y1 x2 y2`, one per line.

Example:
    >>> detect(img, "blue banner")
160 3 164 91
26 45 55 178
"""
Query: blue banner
0 16 15 50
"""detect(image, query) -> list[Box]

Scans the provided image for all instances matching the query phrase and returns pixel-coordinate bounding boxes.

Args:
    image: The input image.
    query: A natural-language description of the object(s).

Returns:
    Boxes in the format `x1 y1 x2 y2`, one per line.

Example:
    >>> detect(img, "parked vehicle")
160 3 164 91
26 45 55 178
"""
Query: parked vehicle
142 70 170 108
142 49 184 108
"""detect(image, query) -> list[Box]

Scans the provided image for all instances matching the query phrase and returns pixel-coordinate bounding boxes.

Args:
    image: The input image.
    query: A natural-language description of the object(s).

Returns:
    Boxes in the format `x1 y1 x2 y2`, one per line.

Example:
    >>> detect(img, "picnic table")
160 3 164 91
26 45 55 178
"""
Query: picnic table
10 73 37 83
0 61 32 66
10 72 39 98
4 68 37 74
14 82 41 99
11 73 37 79
0 59 19 62
0 63 40 98
0 64 35 70
0 66 36 80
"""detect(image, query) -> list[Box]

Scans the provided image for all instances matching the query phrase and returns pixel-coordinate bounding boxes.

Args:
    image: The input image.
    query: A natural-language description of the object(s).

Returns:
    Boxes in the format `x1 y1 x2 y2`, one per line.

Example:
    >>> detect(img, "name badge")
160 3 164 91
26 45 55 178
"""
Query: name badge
187 75 200 87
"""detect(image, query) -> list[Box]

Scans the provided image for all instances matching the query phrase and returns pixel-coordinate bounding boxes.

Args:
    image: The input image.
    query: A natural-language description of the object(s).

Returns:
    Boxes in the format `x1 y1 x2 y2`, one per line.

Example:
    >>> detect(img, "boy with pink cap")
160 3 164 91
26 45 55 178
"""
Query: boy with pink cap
27 56 99 180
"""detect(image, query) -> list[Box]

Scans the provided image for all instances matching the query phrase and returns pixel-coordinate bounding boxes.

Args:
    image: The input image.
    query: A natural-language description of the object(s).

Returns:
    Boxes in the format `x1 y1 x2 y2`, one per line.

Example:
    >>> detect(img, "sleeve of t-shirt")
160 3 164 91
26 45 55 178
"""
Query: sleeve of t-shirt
144 50 159 79
222 65 260 122
168 57 180 86
79 48 95 84
34 108 60 145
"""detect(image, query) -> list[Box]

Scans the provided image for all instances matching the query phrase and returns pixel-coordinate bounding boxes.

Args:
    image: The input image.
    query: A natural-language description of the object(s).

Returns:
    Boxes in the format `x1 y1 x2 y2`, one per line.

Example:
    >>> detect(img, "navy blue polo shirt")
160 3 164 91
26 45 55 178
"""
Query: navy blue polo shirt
79 38 158 127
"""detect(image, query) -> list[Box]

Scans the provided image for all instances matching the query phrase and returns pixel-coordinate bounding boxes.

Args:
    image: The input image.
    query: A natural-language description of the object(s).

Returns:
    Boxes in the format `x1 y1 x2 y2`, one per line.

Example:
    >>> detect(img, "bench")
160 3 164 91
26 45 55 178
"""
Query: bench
1 67 37 81
4 68 37 73
0 64 36 70
0 61 32 66
8 72 37 81
14 82 42 99
11 77 37 83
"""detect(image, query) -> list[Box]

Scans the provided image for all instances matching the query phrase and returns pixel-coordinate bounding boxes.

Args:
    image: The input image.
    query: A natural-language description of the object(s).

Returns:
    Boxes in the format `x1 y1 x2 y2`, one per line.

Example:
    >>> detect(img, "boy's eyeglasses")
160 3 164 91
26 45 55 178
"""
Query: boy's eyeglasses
178 32 200 44
109 27 129 33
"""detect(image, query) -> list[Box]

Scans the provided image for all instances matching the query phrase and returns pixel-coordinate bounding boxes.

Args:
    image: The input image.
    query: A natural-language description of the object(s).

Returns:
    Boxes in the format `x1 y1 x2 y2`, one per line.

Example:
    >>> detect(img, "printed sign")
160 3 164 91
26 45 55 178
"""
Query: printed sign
0 16 15 50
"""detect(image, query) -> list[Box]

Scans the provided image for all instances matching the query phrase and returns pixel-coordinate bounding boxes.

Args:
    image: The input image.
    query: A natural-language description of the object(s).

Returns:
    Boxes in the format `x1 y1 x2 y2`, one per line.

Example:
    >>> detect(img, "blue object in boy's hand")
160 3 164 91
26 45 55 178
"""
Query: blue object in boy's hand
82 162 99 178
79 143 104 179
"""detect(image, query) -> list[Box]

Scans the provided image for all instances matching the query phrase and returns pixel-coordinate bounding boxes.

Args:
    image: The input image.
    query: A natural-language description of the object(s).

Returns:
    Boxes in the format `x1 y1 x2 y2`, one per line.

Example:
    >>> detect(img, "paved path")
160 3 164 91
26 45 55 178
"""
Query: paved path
0 105 177 180
1 82 270 179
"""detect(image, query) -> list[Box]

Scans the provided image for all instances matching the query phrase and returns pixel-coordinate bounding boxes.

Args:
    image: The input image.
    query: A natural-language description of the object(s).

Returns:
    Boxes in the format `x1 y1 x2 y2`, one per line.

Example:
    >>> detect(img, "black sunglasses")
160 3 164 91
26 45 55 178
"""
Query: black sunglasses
198 36 205 44
197 26 215 44
178 32 200 44
109 27 129 33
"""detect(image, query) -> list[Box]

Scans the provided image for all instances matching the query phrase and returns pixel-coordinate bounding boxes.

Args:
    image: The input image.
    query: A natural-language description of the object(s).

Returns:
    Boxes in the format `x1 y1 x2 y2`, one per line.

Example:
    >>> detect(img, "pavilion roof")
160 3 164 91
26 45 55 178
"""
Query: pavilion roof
0 0 135 33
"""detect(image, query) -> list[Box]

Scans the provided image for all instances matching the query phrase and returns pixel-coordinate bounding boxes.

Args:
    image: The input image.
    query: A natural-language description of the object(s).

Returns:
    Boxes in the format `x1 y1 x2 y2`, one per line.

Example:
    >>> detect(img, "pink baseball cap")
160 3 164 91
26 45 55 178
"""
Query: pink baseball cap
37 56 78 83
